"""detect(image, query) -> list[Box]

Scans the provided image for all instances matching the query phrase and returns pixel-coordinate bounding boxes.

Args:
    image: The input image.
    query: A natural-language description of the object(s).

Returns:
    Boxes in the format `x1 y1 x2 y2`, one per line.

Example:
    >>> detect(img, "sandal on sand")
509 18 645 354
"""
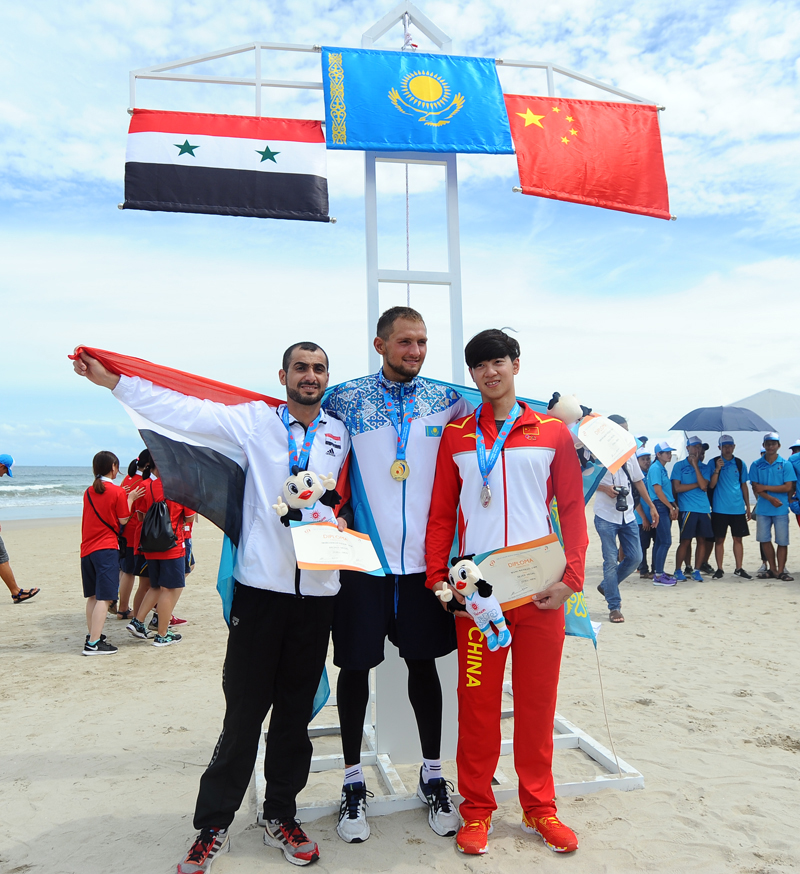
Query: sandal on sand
609 609 625 623
108 600 118 615
777 572 794 581
756 571 776 580
116 608 133 620
12 588 40 604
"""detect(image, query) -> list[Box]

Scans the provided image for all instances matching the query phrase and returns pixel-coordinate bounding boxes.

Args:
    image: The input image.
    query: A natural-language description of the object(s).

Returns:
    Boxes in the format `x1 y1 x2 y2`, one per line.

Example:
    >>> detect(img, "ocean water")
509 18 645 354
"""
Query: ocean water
0 467 94 520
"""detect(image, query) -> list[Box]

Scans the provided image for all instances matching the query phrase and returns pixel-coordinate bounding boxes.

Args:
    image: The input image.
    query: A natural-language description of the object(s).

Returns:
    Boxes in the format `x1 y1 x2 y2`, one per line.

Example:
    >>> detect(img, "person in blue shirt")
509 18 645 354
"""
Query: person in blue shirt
645 442 679 585
707 435 752 579
634 448 656 578
670 436 713 582
749 432 797 581
787 439 800 527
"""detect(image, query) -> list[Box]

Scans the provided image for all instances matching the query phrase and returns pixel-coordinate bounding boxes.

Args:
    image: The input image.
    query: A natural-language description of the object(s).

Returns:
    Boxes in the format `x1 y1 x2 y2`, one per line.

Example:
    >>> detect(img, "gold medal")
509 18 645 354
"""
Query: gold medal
390 459 410 481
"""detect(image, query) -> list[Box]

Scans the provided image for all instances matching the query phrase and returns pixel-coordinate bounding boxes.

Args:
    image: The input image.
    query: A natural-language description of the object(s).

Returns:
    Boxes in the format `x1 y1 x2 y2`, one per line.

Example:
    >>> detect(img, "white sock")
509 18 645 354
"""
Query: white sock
344 764 364 786
422 758 442 783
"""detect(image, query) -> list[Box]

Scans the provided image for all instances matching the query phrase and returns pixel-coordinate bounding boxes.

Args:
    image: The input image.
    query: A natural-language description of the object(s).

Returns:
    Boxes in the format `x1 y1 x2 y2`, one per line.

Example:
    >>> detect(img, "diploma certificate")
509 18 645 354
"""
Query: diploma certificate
474 533 567 610
290 522 384 576
578 414 637 474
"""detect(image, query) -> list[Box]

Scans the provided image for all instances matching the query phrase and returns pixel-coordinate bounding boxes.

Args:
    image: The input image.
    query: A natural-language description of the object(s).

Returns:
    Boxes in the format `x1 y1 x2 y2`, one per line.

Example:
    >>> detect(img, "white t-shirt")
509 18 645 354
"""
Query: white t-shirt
593 456 644 525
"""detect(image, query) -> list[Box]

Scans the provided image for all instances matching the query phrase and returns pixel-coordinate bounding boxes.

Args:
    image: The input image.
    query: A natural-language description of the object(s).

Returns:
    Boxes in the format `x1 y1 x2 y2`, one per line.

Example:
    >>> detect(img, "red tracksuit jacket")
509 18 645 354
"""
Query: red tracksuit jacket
425 402 588 591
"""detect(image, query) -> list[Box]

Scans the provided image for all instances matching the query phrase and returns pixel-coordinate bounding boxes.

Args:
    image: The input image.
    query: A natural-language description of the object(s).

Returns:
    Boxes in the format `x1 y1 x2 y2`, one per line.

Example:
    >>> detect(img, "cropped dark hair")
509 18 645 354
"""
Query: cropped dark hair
464 329 521 369
607 414 627 427
92 451 119 494
128 448 153 479
376 306 425 340
282 342 329 373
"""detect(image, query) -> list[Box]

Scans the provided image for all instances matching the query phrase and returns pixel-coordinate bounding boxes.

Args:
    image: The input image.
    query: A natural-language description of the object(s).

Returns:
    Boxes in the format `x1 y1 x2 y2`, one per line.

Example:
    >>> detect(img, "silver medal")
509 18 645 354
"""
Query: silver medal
480 484 492 509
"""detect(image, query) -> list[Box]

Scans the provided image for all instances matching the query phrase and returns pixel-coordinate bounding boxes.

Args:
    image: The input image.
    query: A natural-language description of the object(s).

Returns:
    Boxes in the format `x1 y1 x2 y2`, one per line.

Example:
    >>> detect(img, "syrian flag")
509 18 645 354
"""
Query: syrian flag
69 345 281 546
123 109 330 222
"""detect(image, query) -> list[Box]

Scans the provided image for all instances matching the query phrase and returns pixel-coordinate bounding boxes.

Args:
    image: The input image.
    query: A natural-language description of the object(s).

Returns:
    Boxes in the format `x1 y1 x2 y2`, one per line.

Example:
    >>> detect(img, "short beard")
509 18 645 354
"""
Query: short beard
287 385 324 406
385 353 423 380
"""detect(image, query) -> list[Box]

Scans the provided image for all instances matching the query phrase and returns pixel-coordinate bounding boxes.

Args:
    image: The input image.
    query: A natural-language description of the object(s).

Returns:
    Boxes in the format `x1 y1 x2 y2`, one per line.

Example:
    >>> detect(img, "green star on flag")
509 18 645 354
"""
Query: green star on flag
174 140 199 156
256 145 280 163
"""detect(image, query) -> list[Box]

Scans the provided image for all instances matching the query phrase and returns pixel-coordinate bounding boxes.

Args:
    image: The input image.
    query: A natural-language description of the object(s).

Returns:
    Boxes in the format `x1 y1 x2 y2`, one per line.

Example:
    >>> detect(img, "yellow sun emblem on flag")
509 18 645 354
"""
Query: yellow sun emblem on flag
389 71 465 126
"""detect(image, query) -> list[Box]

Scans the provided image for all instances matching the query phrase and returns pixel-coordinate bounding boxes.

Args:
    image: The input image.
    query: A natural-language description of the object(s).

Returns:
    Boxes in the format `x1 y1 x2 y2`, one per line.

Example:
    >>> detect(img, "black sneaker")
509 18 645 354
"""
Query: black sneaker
417 768 460 836
336 781 372 843
700 562 714 575
153 630 182 647
264 818 319 866
83 638 118 656
126 617 151 639
149 612 159 630
177 827 229 873
685 565 693 575
734 568 753 580
712 569 724 579
85 633 107 643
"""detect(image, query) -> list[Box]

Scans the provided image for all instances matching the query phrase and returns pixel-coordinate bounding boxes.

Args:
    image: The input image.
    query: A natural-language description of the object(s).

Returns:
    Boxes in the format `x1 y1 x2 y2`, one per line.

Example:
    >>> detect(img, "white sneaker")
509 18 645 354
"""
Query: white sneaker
417 768 460 837
336 781 372 843
757 562 767 574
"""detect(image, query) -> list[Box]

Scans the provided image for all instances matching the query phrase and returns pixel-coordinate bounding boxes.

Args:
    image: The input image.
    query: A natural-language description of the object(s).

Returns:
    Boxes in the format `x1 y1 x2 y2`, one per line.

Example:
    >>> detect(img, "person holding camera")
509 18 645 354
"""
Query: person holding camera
593 416 659 623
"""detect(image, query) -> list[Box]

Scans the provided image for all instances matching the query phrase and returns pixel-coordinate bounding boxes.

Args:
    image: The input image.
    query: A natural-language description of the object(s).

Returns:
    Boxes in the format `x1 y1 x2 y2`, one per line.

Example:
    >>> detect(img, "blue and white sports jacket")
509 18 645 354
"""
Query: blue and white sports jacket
324 370 471 575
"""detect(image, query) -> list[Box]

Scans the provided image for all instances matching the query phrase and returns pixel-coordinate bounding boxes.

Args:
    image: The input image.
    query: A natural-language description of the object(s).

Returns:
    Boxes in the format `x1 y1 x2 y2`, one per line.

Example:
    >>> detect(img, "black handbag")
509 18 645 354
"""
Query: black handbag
139 500 177 553
85 489 127 558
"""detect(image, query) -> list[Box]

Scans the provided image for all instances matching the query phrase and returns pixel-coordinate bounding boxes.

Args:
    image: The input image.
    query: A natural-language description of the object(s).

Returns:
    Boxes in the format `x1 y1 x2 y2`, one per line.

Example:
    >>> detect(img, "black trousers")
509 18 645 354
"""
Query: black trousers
193 583 334 829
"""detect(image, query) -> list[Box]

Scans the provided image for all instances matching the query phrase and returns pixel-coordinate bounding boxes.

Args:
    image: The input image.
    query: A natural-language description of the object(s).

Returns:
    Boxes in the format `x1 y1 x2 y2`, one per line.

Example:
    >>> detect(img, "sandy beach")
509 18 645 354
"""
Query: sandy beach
1 507 799 874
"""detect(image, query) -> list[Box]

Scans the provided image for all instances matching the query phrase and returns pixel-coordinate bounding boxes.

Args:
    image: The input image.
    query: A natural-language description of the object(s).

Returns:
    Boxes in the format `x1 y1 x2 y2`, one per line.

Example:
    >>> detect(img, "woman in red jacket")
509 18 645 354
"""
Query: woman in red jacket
81 451 143 655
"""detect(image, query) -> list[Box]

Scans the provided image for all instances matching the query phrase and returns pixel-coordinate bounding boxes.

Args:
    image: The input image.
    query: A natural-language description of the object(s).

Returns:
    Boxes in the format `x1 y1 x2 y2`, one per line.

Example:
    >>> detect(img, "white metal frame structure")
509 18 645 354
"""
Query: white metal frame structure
254 688 644 824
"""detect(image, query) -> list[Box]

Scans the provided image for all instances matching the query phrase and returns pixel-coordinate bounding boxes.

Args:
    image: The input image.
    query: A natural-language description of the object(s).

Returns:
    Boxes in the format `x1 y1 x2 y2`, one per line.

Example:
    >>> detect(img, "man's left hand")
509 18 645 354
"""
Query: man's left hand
336 517 348 533
532 581 574 610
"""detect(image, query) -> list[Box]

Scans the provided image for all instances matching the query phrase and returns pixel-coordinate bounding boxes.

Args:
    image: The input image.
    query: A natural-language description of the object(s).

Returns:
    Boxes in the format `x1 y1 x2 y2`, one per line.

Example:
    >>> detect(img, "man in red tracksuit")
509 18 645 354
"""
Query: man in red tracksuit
425 328 588 856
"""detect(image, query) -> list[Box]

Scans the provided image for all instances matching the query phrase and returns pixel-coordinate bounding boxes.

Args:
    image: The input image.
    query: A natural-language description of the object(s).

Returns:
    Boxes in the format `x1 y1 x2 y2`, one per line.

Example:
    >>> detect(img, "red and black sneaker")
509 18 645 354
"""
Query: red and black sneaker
176 827 229 873
264 817 320 866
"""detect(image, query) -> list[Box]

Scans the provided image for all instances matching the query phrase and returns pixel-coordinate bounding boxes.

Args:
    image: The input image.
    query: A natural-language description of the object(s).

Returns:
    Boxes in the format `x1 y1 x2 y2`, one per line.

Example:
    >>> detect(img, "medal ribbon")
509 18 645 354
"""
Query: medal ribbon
281 405 323 472
380 375 417 462
475 402 521 492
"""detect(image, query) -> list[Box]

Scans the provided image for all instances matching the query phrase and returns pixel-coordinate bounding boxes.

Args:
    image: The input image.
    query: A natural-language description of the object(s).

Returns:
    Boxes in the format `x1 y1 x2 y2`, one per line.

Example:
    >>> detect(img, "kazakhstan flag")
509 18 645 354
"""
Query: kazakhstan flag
321 47 513 153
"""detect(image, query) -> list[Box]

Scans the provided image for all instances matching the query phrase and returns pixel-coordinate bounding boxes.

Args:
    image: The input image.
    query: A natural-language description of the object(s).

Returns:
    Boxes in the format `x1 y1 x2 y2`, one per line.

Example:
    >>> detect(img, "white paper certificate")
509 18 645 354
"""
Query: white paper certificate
290 522 384 576
474 533 567 610
578 414 637 473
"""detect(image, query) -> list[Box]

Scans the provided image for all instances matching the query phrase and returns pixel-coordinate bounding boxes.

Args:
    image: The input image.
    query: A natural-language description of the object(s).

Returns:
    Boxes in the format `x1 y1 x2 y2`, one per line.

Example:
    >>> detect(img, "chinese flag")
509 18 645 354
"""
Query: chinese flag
504 95 671 220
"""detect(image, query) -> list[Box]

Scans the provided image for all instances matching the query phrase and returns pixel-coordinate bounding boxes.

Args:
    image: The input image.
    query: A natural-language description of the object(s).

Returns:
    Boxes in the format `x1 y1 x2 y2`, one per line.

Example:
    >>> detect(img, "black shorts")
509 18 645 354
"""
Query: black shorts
119 545 137 575
638 524 655 549
678 511 714 540
134 553 149 578
332 570 457 670
711 512 750 538
81 549 120 601
148 556 186 589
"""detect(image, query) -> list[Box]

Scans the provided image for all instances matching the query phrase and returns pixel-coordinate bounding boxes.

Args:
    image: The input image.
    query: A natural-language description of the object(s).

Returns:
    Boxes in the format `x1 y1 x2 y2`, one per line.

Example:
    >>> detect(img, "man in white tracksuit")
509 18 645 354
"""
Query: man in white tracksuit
73 343 349 872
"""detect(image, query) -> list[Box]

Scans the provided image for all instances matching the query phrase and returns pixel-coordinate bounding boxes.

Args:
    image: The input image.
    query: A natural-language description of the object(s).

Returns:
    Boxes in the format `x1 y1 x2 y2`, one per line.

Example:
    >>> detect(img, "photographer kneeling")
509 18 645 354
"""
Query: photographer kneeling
593 415 659 624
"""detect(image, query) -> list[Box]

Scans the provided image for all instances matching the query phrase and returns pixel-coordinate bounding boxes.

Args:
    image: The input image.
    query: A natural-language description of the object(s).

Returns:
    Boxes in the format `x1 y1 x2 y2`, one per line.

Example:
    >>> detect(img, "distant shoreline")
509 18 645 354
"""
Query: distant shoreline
2 516 80 531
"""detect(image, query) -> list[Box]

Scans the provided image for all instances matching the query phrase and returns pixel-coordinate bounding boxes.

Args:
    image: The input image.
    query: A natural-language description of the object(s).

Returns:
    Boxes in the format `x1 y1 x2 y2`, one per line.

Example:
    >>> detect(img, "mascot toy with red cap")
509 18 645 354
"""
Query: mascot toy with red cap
435 555 511 652
273 465 341 527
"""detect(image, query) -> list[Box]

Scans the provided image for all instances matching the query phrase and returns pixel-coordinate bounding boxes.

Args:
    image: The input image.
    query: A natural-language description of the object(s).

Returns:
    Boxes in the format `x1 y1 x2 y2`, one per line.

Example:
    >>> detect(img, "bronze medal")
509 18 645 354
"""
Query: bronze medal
390 459 410 481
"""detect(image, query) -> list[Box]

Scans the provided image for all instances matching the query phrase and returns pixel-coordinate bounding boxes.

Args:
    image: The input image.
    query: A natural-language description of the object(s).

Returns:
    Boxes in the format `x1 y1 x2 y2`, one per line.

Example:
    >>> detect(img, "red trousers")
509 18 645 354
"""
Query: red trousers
455 600 565 821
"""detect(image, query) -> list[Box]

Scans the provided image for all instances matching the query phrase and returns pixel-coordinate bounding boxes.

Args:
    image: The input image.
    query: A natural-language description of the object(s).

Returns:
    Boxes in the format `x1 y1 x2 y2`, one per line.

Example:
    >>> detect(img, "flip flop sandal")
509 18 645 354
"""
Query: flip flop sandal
107 600 118 615
116 608 133 620
609 609 625 623
12 587 40 604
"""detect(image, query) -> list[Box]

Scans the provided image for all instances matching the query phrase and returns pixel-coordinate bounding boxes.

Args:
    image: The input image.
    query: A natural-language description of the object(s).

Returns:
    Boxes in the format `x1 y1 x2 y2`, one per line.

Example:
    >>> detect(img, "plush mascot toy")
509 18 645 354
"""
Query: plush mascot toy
273 465 341 527
547 391 592 425
435 555 511 652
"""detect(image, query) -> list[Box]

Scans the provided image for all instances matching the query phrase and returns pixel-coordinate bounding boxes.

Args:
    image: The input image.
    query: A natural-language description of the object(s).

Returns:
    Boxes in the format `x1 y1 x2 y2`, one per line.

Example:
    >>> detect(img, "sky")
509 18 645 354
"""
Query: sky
2 0 799 465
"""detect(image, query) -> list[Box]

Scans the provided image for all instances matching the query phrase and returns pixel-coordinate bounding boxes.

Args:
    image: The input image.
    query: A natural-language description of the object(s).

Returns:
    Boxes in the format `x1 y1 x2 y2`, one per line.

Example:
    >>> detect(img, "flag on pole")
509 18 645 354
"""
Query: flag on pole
123 109 330 221
321 47 513 153
504 95 671 220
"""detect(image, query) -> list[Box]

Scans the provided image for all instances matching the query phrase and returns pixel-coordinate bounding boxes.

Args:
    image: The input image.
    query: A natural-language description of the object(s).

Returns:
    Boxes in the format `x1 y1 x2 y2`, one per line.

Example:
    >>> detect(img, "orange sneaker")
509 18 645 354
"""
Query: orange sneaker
456 817 493 855
521 812 578 853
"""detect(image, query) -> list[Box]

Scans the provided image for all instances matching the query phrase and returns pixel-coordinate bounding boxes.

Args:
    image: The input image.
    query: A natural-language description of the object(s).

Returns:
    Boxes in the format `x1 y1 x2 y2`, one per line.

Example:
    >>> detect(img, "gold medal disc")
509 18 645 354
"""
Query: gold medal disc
390 459 410 481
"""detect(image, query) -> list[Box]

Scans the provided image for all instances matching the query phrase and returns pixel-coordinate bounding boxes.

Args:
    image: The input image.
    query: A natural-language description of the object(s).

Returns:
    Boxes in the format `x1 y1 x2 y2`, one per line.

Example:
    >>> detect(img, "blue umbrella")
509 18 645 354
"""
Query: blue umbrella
670 405 774 432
